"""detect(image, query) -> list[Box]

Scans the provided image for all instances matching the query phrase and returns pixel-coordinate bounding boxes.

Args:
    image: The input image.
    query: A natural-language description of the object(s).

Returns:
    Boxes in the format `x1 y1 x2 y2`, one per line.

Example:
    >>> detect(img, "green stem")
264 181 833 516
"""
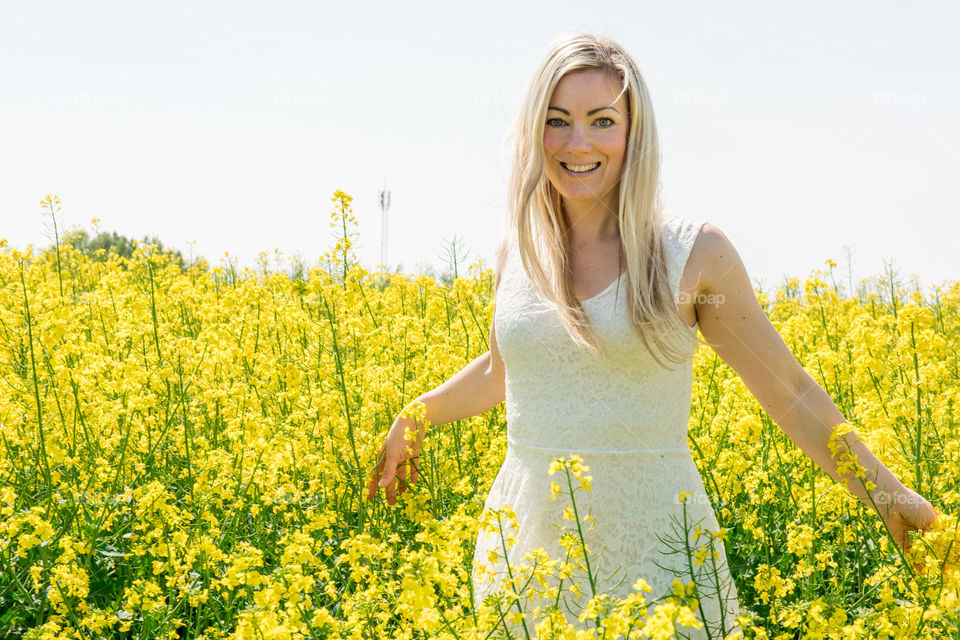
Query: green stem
678 501 711 639
493 510 532 640
20 263 51 486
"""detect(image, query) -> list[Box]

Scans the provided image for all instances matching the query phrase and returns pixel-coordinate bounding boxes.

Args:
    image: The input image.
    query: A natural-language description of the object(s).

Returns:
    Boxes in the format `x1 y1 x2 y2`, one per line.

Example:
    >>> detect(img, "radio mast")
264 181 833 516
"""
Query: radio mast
378 183 391 271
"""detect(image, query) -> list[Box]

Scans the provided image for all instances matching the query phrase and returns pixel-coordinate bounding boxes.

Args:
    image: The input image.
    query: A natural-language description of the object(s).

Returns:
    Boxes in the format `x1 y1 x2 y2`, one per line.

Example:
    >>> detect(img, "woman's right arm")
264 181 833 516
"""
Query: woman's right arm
411 319 507 425
365 235 510 505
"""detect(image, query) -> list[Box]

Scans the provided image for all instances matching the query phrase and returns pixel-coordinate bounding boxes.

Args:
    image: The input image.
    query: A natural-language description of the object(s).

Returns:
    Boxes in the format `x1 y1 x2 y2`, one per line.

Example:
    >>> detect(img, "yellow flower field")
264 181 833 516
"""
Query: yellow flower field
1 192 959 639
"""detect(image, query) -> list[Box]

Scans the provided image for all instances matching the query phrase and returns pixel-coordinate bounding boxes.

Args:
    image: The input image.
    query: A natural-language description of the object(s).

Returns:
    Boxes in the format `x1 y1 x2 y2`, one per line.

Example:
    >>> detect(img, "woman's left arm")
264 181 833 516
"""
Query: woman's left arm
690 223 939 558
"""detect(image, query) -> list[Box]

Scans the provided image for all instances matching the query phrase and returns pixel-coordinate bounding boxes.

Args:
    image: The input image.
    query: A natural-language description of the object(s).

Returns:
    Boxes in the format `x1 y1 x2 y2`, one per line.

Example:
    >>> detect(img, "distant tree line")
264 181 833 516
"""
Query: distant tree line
67 228 185 265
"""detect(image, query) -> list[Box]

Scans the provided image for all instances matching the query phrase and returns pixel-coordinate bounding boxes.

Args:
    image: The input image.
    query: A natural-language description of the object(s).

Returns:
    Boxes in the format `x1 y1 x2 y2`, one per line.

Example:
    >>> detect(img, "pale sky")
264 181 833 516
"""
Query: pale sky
2 0 957 294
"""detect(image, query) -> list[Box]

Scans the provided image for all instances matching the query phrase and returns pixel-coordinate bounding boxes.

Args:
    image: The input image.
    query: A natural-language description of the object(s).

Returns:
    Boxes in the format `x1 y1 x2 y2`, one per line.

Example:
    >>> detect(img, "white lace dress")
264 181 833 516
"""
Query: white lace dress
471 215 742 639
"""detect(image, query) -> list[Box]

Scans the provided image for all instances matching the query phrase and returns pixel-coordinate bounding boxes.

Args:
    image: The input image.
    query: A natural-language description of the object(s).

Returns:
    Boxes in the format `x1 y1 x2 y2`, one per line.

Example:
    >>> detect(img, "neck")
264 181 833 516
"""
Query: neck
562 196 620 245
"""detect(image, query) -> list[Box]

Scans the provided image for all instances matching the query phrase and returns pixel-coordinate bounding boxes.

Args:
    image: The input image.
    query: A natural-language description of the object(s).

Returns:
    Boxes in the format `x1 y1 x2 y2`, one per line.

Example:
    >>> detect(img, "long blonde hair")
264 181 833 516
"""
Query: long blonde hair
504 31 697 368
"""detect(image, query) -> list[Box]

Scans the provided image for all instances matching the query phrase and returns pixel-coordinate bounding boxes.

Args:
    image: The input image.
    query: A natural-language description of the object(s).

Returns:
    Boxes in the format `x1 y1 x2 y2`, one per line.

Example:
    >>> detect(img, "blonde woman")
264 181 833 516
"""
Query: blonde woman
366 32 938 637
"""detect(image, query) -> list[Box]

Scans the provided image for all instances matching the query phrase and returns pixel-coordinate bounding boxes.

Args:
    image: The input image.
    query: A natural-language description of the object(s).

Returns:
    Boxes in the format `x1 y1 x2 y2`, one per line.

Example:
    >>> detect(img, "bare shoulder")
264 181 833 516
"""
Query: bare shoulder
685 221 810 410
684 222 743 298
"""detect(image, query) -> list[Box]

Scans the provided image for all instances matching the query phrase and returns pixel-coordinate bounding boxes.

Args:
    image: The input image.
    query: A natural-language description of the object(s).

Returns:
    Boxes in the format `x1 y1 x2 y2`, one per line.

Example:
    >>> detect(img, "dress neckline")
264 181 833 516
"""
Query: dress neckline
511 215 682 307
576 215 677 305
578 270 627 305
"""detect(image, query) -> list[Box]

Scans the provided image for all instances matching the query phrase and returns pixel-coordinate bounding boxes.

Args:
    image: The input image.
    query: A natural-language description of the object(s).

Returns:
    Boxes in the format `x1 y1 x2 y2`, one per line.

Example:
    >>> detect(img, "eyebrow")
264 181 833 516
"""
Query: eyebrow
547 105 621 116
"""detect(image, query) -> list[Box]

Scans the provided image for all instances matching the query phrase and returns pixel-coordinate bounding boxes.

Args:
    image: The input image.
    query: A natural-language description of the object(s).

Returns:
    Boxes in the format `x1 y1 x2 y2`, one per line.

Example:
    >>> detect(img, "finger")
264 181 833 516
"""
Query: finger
398 460 414 493
367 466 386 500
365 447 387 500
384 478 396 505
380 472 401 506
396 462 409 496
367 458 386 498
402 458 422 491
378 455 396 489
384 465 399 505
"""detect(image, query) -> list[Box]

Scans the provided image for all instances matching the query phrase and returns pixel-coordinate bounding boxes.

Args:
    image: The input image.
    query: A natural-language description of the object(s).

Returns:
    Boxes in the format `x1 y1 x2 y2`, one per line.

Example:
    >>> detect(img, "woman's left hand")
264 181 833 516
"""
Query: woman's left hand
875 485 939 571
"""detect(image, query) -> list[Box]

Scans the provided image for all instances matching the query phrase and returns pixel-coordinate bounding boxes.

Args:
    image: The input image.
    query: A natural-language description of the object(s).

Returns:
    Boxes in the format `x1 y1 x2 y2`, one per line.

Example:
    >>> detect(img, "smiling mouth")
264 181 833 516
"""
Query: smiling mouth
561 161 601 175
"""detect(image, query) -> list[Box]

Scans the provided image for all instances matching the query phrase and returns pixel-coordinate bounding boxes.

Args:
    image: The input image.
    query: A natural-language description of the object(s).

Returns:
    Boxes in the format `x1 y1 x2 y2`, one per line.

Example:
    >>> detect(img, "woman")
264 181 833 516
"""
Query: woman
366 32 938 637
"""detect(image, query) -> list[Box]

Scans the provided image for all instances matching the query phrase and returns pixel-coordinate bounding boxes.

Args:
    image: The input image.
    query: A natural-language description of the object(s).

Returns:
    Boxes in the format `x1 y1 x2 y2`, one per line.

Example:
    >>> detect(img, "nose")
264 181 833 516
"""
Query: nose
566 123 591 154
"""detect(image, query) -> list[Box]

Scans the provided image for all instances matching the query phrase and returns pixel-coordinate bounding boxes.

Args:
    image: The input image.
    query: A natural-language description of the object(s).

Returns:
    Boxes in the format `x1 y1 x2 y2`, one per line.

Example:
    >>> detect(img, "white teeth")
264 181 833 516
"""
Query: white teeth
564 162 600 173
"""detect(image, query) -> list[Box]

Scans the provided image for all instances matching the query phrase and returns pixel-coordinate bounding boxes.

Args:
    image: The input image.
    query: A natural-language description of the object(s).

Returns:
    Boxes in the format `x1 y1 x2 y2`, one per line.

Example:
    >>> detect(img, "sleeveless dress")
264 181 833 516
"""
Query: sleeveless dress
471 215 742 639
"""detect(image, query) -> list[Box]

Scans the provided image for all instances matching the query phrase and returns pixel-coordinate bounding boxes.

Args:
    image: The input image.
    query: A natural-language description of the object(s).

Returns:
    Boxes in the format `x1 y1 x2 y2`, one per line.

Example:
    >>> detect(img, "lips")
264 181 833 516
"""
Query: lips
561 161 601 176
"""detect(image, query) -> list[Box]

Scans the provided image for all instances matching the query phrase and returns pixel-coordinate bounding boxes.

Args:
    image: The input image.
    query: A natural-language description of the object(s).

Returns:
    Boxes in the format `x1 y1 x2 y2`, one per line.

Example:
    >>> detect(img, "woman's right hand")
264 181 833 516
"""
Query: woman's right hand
366 236 507 506
365 411 426 506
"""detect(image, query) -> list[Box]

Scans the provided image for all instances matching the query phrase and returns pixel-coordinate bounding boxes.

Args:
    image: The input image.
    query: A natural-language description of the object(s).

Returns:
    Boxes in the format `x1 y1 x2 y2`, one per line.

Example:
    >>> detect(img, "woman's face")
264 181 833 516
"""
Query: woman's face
542 68 629 216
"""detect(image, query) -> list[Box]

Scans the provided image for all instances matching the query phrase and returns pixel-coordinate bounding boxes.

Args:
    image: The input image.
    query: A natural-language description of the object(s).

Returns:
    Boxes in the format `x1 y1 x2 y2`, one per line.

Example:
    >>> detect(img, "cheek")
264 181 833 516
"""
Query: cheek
602 128 626 147
605 135 627 164
542 131 561 155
